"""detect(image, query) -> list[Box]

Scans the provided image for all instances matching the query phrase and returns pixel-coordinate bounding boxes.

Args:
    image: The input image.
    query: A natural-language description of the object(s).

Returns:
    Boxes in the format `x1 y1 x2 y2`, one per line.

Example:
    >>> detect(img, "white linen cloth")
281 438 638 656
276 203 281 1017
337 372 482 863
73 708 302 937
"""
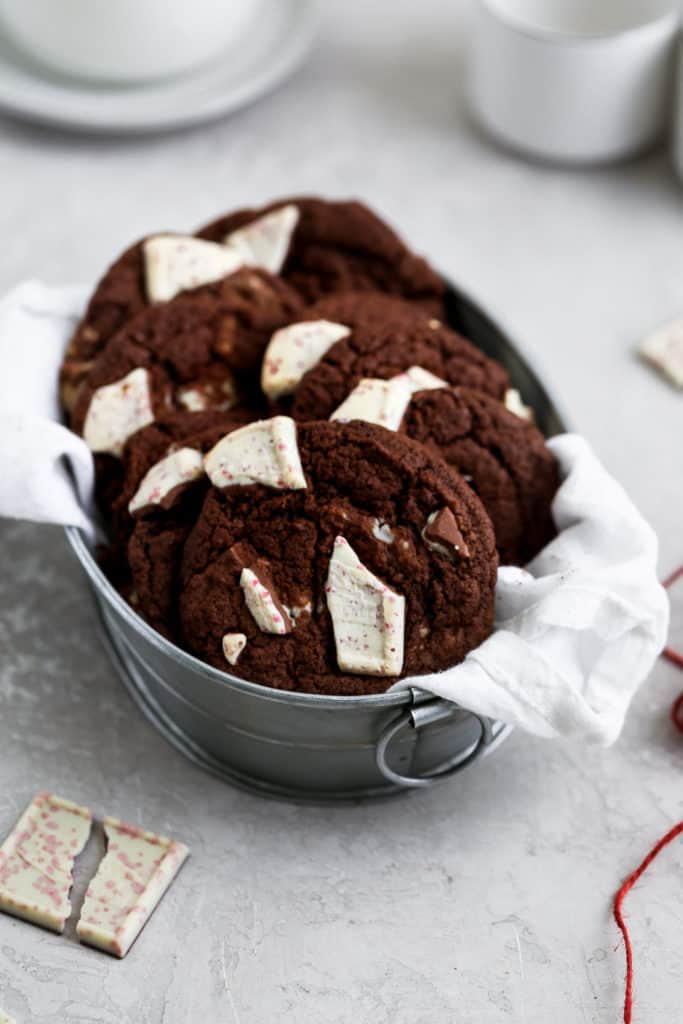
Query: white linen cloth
0 282 669 744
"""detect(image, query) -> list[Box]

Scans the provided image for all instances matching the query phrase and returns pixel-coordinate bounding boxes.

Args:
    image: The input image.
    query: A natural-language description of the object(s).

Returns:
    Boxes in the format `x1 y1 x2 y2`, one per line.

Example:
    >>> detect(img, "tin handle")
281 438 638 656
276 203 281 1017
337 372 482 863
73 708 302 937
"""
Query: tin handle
375 696 493 789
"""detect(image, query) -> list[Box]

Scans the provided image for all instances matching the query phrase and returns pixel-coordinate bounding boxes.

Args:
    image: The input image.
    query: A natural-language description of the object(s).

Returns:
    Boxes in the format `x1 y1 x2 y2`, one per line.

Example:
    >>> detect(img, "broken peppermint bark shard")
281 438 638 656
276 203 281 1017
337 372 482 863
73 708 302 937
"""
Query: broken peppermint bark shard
83 367 154 458
204 417 306 490
403 365 449 392
177 373 237 413
223 204 299 275
222 632 247 665
0 793 92 933
76 817 189 959
240 568 293 635
128 447 205 516
261 320 351 399
330 376 414 431
422 508 470 559
326 536 405 676
639 319 683 388
504 388 534 422
144 235 243 303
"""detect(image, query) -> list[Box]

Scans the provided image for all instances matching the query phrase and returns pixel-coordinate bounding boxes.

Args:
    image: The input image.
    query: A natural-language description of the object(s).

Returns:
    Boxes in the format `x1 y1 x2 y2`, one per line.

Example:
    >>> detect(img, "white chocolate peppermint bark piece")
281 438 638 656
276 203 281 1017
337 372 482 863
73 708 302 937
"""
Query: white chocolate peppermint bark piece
241 568 292 634
330 366 448 430
222 632 247 665
144 235 243 303
76 817 189 959
402 365 449 392
330 376 414 431
177 373 236 413
261 320 351 399
205 417 306 490
504 388 534 422
128 448 204 515
83 367 154 458
223 204 299 275
639 319 683 388
326 536 405 675
0 793 92 933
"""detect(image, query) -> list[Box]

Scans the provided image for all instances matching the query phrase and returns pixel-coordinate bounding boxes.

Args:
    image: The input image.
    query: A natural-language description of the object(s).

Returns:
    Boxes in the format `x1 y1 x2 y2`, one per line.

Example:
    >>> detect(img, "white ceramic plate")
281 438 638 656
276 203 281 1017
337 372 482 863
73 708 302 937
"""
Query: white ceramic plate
0 0 317 134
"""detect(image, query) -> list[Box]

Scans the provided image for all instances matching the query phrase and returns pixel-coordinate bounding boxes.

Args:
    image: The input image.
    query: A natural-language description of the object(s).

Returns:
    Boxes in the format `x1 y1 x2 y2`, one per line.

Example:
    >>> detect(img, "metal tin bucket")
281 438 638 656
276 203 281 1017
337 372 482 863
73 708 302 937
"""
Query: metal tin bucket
65 282 568 800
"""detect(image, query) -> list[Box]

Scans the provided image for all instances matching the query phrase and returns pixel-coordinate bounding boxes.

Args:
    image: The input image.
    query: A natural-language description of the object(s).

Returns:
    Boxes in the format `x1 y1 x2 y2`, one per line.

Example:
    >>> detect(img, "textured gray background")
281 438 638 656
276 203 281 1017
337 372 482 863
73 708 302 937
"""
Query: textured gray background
1 2 682 1021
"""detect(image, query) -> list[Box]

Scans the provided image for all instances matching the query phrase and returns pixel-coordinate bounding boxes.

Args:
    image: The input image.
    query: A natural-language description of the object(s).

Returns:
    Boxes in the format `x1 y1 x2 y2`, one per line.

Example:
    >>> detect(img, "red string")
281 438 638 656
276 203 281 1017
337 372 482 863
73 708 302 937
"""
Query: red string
671 692 683 733
614 821 683 1023
612 563 683 1022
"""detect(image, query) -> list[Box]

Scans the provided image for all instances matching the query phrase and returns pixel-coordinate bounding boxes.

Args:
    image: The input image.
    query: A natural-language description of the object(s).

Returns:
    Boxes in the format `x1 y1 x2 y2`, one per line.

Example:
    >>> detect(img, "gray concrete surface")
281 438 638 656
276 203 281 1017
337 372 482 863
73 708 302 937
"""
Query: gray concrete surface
1 2 682 1020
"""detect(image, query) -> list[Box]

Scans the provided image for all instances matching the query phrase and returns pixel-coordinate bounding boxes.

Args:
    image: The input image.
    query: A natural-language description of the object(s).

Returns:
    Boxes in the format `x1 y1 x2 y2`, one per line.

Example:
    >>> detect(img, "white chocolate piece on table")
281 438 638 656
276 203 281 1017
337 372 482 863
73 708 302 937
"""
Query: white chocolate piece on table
504 388 534 422
76 817 189 959
240 569 292 635
330 376 414 431
0 793 92 933
326 536 405 676
223 204 299 275
639 319 683 388
204 417 306 490
83 367 154 458
222 632 247 665
128 447 204 515
261 320 350 399
144 235 244 303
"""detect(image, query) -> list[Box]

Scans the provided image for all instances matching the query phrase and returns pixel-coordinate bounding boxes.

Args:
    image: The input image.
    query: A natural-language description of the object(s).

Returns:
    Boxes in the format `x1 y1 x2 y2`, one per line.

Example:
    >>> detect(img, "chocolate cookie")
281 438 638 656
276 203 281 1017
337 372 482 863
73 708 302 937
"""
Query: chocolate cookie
177 417 497 695
61 255 302 413
403 387 558 565
68 278 278 510
198 197 446 313
123 410 251 637
261 292 510 417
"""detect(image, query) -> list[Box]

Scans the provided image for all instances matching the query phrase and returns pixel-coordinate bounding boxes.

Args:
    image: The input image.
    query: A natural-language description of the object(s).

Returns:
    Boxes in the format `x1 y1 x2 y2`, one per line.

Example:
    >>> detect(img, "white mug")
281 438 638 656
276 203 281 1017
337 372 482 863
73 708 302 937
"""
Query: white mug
468 0 681 164
673 36 683 179
0 0 261 83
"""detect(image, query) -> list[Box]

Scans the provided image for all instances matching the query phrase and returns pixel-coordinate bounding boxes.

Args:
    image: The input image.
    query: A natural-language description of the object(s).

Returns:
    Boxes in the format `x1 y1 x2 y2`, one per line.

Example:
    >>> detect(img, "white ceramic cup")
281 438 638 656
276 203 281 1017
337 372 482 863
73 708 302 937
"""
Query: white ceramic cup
468 0 681 164
0 0 261 83
673 36 683 179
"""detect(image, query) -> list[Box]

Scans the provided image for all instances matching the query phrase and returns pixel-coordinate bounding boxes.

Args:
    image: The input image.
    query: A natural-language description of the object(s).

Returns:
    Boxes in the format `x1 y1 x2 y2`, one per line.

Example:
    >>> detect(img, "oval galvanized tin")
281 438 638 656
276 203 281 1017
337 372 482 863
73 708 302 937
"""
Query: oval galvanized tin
65 280 568 799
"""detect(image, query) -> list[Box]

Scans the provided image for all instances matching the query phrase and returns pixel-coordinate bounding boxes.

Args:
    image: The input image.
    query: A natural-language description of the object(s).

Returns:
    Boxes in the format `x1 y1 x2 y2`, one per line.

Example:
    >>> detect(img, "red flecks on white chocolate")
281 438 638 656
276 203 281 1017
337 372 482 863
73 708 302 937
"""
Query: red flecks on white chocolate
76 816 189 959
503 388 534 422
223 204 299 276
240 569 292 635
128 447 204 515
330 376 414 431
261 320 351 400
143 235 243 303
204 417 306 490
222 632 247 665
0 793 92 933
639 319 683 389
325 536 405 676
83 367 154 458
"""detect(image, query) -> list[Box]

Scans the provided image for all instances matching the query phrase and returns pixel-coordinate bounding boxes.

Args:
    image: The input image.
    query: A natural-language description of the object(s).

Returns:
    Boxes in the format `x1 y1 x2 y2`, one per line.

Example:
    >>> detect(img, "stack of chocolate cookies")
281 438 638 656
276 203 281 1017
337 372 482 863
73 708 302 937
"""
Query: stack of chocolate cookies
62 197 558 696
